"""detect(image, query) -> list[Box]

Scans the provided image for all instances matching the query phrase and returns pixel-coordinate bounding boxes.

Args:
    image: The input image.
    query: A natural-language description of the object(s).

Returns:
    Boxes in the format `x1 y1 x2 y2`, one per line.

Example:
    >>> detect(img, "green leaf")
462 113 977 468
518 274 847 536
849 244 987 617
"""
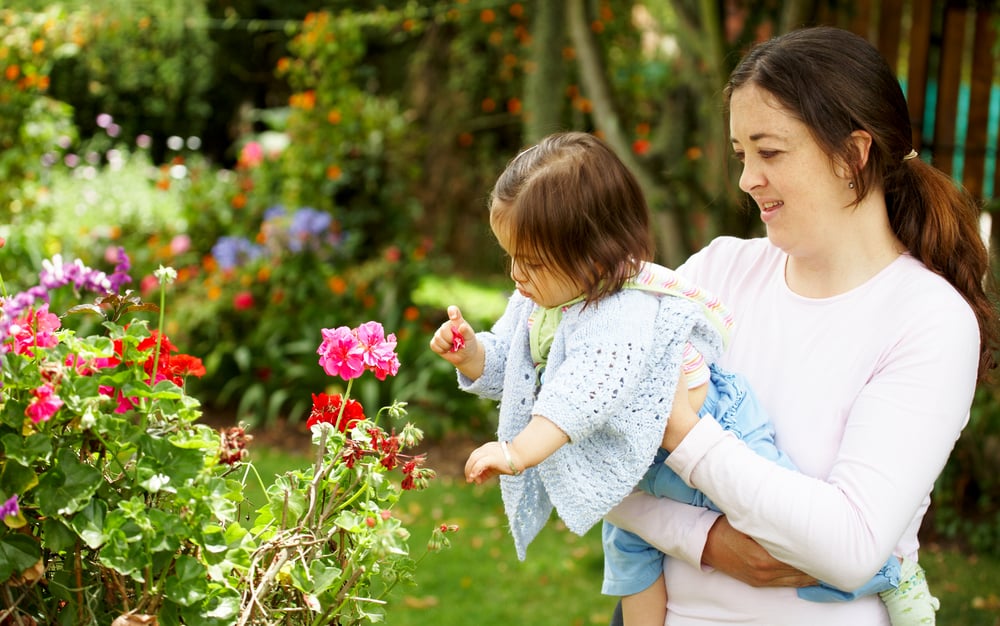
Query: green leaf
290 559 343 596
163 555 209 606
1 458 38 496
1 432 52 465
99 526 151 580
0 533 40 582
36 448 102 517
41 518 77 553
69 496 108 549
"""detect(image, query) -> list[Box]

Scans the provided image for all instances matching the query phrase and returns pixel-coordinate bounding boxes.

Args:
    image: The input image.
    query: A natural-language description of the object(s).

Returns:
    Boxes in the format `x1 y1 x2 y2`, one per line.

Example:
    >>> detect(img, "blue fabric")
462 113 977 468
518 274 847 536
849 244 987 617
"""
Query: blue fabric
602 365 900 601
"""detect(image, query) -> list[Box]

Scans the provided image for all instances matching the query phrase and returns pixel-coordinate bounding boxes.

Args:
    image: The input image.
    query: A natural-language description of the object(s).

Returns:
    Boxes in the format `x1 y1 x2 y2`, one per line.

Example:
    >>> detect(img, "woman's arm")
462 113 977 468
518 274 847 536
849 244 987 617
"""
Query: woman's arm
661 311 979 590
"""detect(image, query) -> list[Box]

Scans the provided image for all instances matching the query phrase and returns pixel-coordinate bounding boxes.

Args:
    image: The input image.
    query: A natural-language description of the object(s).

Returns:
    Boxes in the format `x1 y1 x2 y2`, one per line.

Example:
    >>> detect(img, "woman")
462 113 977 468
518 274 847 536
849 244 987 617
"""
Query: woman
606 25 997 625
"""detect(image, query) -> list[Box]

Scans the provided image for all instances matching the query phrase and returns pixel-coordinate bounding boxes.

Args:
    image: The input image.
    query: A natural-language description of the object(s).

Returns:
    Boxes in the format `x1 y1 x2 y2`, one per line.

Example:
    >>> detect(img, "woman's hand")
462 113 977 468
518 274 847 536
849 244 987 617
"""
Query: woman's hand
703 516 818 588
429 305 485 380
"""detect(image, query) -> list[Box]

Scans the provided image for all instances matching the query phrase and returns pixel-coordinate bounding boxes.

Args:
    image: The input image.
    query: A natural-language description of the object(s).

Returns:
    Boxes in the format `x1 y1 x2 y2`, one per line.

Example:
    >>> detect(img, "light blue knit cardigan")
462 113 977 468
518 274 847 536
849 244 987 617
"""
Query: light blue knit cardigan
458 286 724 560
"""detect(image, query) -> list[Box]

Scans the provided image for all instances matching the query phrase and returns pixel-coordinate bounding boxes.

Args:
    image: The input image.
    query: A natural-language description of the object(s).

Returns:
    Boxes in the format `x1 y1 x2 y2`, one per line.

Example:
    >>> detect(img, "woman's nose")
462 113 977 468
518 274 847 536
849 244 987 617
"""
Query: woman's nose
738 162 763 193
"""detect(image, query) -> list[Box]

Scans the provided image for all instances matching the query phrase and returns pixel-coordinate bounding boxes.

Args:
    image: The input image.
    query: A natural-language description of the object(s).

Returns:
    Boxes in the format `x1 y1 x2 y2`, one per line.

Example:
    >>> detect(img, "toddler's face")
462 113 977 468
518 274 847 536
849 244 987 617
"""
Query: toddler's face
490 208 582 308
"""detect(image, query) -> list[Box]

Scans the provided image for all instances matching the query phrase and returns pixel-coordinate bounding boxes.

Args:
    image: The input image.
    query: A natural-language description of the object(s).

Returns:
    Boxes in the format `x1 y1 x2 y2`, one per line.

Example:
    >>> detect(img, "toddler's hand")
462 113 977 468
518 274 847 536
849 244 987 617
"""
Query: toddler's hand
429 305 478 366
464 441 511 484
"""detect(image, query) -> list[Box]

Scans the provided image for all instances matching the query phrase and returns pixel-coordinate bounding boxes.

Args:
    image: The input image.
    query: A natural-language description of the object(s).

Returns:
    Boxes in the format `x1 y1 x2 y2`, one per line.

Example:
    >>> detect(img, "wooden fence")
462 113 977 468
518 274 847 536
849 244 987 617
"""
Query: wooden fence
821 0 999 204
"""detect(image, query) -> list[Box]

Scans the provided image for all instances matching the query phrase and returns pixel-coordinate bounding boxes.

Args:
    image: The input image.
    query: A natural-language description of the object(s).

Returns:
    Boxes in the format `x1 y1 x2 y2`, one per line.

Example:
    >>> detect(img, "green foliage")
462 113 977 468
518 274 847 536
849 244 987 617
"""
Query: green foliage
0 258 450 625
930 384 1000 557
45 0 216 151
272 7 424 250
0 6 82 214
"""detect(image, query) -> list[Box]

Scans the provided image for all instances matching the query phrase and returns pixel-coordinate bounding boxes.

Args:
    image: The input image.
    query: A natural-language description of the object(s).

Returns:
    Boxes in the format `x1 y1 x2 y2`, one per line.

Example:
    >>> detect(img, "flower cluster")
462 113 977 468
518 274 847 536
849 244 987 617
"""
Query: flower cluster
219 425 253 465
0 248 130 354
317 320 400 381
307 392 365 431
210 206 341 272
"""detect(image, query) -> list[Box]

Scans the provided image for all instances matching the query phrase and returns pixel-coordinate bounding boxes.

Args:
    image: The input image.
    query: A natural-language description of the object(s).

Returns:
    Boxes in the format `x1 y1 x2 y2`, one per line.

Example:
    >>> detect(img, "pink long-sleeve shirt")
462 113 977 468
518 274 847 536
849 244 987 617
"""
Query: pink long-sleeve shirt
605 236 979 625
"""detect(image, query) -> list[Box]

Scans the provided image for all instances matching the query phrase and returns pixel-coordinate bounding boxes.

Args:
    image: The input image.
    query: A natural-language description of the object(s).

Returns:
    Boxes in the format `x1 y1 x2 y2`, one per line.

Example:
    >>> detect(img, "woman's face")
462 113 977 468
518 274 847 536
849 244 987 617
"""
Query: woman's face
490 206 583 308
729 83 852 257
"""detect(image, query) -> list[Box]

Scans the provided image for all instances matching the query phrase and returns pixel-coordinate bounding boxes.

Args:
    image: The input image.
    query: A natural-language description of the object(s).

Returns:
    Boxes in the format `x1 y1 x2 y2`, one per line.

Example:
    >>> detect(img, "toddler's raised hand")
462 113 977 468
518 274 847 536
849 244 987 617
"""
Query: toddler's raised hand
429 305 484 379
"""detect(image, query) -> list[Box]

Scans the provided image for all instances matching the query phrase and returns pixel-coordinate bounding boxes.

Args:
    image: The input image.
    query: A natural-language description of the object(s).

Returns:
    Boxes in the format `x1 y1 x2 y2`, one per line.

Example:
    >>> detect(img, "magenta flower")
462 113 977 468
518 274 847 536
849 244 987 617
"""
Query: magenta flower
11 305 60 356
26 383 63 423
317 326 366 381
355 321 400 381
0 494 18 519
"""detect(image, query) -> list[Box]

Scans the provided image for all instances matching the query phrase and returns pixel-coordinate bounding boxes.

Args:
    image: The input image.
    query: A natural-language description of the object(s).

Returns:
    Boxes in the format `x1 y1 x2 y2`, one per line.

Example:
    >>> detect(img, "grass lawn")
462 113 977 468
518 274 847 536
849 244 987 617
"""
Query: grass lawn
246 446 1000 626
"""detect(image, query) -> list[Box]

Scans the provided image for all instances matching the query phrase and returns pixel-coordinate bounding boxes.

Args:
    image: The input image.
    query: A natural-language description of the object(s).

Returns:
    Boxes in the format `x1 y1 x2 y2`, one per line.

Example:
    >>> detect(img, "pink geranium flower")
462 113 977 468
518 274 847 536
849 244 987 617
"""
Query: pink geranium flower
11 305 61 356
317 326 366 381
26 383 63 423
355 321 400 381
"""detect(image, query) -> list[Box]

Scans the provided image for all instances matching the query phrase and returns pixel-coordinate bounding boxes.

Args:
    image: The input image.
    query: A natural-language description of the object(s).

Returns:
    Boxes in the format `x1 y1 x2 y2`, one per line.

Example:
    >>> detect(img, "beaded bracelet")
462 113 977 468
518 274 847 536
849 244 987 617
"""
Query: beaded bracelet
499 440 522 476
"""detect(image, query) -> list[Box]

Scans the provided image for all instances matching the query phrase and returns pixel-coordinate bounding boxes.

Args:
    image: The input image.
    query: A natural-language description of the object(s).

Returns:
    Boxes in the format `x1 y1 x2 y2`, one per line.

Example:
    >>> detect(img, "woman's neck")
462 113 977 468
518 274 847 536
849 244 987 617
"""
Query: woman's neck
784 199 904 298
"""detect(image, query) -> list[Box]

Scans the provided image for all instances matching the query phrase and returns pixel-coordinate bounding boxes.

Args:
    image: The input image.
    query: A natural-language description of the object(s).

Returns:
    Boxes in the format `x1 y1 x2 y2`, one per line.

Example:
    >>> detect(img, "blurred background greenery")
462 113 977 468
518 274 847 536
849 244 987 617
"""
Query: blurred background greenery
1 0 999 621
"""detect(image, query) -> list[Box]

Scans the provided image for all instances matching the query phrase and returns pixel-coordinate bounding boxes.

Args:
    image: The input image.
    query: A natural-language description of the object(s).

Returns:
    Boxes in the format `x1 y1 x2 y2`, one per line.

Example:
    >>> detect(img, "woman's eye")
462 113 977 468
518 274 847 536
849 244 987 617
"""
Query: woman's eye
758 150 779 159
732 152 746 163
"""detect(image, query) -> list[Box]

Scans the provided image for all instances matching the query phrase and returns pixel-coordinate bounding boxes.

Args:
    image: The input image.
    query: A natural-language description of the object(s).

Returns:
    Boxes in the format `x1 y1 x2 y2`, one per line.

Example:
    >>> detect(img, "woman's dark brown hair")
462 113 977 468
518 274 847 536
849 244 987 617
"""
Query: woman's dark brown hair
489 131 654 306
726 26 998 380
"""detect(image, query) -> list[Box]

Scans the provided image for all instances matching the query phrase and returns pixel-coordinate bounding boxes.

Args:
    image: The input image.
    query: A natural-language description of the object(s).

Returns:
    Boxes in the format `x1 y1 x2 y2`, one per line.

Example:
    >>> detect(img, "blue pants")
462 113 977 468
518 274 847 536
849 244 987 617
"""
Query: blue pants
602 365 900 602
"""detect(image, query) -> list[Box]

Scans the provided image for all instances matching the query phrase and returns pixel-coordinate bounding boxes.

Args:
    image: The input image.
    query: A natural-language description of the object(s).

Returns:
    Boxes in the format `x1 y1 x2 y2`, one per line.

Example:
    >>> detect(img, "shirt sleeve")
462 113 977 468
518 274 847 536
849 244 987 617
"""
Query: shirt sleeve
604 490 722 569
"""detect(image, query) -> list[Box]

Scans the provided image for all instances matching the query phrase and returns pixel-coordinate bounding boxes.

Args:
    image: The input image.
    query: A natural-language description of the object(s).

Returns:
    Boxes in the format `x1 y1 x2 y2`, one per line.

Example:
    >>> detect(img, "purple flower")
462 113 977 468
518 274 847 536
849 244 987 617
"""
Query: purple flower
0 495 18 519
211 236 263 270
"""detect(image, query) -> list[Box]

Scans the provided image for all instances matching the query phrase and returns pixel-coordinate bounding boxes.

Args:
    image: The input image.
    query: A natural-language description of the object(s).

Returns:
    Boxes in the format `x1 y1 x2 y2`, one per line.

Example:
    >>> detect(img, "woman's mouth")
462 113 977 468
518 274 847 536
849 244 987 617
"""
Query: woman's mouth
759 200 783 223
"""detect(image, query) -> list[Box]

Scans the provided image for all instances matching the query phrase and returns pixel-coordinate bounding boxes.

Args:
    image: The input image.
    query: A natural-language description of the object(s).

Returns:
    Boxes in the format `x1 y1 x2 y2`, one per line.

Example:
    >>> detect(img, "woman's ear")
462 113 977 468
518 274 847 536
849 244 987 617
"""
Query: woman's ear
832 130 873 182
848 130 873 170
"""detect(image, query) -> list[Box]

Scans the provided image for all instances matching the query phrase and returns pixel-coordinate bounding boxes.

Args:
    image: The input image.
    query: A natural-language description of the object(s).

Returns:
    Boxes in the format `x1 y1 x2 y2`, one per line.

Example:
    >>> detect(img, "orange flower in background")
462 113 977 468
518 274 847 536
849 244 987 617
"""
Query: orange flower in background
686 146 703 160
591 20 605 34
31 39 44 54
632 139 651 155
326 165 342 180
327 109 341 124
510 3 524 18
481 97 496 112
480 8 495 23
231 193 246 209
5 64 20 81
327 276 347 295
636 122 651 136
488 30 503 46
404 306 420 322
507 97 522 115
458 132 473 147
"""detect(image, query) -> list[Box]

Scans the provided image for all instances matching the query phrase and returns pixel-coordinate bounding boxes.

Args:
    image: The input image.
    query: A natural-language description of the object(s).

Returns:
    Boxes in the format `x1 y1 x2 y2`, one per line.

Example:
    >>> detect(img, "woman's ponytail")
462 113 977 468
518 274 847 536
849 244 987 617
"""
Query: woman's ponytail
889 159 999 380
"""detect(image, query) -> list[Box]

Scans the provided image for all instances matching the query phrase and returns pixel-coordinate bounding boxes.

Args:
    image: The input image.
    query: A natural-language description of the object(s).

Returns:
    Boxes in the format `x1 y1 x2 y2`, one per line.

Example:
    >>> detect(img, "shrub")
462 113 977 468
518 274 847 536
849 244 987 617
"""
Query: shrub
0 248 452 625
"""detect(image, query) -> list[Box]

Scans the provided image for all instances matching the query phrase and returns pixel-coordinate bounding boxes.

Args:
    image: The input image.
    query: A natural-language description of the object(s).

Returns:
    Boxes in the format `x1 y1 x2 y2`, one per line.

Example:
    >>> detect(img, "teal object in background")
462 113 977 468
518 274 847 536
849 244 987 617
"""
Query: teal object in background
905 78 1000 200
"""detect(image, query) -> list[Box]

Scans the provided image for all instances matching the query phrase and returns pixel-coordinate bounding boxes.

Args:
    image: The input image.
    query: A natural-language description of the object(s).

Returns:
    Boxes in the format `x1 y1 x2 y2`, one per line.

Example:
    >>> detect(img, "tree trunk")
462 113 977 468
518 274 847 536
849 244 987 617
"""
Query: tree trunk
524 1 567 143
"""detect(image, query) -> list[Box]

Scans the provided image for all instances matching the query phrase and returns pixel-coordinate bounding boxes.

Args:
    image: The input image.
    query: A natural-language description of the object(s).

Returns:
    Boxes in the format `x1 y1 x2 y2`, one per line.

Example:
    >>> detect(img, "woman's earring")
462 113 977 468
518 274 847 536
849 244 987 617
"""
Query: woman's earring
848 181 855 189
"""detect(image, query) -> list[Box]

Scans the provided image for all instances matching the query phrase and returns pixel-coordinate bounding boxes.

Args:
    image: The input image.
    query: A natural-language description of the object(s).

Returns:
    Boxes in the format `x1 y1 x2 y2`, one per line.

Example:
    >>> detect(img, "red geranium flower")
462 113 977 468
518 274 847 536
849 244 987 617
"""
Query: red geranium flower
307 392 365 432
